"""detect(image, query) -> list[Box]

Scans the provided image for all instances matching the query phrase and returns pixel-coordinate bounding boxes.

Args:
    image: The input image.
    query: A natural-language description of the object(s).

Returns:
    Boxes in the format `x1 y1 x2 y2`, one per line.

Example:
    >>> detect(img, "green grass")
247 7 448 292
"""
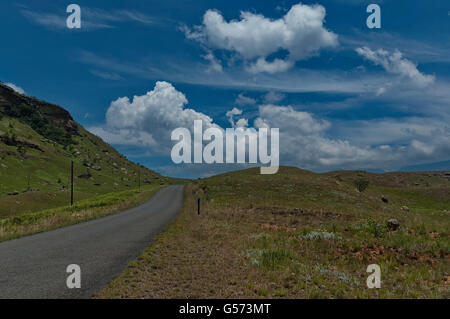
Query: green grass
0 115 177 218
0 185 163 242
0 91 187 248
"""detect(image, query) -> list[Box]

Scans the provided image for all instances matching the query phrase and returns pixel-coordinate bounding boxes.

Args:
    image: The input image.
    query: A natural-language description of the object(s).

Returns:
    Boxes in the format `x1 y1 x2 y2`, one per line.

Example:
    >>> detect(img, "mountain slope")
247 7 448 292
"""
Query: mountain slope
0 82 169 217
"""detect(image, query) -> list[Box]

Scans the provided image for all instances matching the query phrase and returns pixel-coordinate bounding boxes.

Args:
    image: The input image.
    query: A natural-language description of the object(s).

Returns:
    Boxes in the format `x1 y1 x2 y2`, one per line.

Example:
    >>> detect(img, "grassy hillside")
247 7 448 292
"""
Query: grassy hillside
99 166 449 298
0 82 171 217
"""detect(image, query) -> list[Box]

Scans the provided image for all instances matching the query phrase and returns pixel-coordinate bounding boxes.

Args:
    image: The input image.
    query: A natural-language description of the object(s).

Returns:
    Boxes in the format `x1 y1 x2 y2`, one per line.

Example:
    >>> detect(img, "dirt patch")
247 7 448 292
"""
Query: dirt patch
350 243 440 266
253 206 353 220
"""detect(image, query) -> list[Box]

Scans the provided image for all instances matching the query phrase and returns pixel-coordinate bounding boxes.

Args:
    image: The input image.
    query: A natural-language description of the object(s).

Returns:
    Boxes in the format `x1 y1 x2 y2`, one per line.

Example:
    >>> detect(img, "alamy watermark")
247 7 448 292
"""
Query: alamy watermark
66 264 81 289
171 120 279 174
366 4 381 29
65 3 381 31
66 4 81 29
366 264 381 288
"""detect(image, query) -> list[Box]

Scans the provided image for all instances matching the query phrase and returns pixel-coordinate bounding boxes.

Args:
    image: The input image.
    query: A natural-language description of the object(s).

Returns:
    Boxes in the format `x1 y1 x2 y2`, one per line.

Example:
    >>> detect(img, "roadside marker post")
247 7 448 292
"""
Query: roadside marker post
197 198 201 215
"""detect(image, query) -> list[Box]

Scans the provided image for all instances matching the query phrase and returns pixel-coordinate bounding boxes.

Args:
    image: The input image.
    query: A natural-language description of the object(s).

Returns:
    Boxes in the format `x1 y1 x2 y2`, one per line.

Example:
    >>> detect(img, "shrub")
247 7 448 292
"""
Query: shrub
356 219 386 238
6 103 76 146
354 178 369 192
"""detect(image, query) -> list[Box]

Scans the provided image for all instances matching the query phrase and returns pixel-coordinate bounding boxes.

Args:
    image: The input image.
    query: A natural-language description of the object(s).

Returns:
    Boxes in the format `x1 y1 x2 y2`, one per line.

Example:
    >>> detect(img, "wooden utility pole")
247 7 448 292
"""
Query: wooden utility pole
71 160 74 206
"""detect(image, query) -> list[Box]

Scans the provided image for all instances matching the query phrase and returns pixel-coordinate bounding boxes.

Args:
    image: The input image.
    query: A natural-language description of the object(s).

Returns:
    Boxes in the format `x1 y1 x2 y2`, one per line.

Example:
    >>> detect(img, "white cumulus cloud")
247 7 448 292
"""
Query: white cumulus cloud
253 105 450 170
89 81 450 174
184 3 338 73
91 81 218 154
225 107 243 127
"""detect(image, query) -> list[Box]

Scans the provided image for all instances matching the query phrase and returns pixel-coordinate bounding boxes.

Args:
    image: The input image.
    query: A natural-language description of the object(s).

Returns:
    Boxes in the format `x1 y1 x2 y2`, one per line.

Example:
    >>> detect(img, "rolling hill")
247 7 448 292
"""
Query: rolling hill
0 82 169 217
99 166 450 298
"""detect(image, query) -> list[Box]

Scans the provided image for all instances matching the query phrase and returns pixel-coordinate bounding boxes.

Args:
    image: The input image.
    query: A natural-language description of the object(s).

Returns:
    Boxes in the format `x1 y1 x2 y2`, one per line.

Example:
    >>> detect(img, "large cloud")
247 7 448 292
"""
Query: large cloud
91 81 218 154
253 105 377 168
183 3 338 73
253 105 450 170
90 81 450 175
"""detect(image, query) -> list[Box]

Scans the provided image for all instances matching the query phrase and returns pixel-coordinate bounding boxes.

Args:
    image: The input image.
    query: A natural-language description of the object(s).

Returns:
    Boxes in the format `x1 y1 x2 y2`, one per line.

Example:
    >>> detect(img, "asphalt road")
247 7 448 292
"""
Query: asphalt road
0 185 184 299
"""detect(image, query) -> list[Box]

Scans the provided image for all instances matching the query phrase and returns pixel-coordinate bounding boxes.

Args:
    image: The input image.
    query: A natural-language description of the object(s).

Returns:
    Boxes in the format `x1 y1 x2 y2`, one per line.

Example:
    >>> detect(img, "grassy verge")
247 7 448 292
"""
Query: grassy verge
0 184 163 242
98 168 449 299
97 183 255 298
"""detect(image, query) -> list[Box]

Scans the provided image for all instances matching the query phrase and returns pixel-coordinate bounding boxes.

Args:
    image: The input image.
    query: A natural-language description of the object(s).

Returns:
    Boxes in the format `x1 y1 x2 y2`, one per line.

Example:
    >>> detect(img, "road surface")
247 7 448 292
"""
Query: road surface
0 185 184 299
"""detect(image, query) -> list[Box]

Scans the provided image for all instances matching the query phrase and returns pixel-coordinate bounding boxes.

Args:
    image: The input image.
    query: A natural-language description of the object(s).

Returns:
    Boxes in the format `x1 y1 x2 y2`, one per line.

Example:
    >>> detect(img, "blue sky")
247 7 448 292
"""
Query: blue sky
1 0 449 178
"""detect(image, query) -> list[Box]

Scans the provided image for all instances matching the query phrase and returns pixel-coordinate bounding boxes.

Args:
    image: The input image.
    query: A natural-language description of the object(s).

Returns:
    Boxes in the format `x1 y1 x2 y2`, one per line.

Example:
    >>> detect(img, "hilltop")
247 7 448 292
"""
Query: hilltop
0 82 170 217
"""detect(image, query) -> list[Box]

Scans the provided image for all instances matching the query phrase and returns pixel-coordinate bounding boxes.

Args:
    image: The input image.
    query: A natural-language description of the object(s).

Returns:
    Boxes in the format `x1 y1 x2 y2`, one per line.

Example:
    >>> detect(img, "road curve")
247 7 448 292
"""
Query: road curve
0 185 184 299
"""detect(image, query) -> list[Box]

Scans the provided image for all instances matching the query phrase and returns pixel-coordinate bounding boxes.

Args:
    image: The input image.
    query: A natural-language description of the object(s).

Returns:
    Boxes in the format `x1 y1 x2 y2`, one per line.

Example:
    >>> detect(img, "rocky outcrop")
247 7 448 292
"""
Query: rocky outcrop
387 219 400 231
0 135 44 152
0 82 79 138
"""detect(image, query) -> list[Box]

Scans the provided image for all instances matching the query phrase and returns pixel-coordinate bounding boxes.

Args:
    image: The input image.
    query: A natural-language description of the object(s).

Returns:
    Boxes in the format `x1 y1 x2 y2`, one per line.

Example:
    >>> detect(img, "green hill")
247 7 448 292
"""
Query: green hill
0 82 170 217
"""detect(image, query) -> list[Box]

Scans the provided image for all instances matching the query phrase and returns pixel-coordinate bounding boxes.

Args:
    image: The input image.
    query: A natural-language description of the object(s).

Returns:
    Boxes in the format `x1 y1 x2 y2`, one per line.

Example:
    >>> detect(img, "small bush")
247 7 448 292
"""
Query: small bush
356 219 386 238
354 178 369 192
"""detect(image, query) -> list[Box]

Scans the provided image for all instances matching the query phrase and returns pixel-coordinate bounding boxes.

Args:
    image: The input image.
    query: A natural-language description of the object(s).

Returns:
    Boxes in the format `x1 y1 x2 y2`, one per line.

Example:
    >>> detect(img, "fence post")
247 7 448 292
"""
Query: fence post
71 160 74 206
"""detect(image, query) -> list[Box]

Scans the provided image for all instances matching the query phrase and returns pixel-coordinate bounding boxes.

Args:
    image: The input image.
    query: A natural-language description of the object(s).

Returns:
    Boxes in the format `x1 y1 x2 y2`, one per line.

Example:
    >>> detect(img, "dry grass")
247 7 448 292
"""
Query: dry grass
98 184 267 298
98 167 449 299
